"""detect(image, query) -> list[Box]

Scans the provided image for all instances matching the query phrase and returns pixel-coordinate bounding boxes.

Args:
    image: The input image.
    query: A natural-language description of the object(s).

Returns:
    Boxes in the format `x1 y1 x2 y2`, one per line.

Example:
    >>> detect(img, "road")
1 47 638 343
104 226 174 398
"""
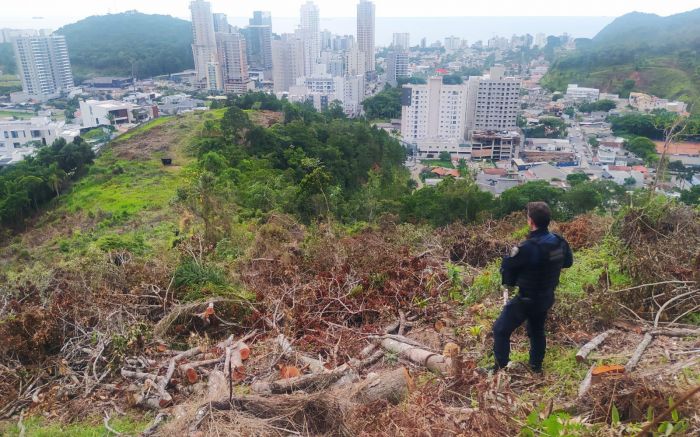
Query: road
568 121 592 168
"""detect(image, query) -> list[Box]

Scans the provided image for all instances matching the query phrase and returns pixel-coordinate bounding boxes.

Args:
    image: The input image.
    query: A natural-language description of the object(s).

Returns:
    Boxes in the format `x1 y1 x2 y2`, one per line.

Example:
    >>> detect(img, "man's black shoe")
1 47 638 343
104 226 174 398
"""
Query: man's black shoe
530 365 543 375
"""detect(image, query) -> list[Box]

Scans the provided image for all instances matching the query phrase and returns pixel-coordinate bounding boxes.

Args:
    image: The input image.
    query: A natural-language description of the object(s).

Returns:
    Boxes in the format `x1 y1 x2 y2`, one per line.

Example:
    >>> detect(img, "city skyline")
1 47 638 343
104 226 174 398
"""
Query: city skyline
3 0 699 23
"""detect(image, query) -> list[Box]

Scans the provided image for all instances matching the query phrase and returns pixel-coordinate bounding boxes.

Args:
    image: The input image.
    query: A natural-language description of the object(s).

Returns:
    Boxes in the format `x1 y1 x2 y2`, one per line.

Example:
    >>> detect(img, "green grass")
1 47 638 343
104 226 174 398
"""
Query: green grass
113 116 172 142
0 110 35 119
0 74 21 95
0 415 150 437
421 159 455 169
63 156 182 217
558 238 630 297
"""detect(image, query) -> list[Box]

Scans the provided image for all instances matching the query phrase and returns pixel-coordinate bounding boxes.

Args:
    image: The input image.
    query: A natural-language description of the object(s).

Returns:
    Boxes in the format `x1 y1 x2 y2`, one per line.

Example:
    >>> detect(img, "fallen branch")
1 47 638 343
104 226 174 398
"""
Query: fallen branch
648 327 700 337
653 289 699 328
141 412 168 437
576 330 615 363
625 333 653 372
635 385 700 437
103 411 122 436
577 365 595 399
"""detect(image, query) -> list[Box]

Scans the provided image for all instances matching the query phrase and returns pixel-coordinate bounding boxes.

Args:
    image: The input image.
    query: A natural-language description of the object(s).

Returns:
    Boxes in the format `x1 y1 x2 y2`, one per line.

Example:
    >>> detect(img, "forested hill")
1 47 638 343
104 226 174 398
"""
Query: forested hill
542 8 700 112
55 11 193 81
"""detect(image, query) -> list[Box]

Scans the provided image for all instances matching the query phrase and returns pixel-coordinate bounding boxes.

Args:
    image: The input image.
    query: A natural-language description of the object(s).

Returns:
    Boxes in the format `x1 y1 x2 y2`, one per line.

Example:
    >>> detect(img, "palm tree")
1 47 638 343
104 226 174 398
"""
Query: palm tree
47 163 67 197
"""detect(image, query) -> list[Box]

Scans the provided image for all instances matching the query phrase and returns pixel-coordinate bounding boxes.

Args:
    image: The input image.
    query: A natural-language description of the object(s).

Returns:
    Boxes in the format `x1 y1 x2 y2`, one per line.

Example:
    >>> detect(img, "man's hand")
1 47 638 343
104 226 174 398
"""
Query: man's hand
502 285 515 306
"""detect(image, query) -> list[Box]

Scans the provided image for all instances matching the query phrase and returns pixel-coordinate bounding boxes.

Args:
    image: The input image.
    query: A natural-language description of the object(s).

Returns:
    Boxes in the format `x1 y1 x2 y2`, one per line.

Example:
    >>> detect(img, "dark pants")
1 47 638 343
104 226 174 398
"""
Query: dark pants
492 295 553 370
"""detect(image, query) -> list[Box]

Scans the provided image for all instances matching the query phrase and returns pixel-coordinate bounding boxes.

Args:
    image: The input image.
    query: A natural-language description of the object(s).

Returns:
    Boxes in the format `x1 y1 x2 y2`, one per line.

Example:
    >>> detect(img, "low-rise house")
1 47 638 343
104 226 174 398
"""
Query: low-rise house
79 99 139 128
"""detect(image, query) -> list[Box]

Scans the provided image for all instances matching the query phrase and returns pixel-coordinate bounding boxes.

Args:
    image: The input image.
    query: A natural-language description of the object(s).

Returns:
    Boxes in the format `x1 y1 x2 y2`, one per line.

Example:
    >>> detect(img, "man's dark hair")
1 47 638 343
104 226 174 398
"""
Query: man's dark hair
527 201 551 229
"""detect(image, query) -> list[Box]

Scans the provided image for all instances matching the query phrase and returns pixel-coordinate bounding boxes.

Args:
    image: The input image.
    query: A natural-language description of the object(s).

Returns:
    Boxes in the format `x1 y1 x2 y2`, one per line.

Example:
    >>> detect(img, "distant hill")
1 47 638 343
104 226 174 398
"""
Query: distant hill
55 11 194 82
542 8 700 112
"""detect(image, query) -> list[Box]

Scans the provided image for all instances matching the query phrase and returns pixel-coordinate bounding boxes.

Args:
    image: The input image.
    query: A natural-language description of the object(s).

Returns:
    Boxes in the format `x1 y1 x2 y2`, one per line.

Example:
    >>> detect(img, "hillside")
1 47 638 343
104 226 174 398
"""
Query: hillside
1 97 699 435
55 11 194 82
542 8 700 111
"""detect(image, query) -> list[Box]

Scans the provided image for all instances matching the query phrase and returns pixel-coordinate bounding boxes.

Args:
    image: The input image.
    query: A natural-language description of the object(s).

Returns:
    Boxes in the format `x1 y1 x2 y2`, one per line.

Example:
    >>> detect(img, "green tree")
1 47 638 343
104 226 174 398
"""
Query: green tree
221 106 251 144
562 183 602 216
498 181 564 217
438 151 452 161
680 185 700 205
566 173 590 186
362 86 402 119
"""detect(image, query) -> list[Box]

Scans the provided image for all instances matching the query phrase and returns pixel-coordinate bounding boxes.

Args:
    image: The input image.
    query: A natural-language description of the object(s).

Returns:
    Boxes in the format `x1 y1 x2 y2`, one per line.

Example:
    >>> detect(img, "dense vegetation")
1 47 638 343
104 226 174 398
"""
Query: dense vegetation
0 42 16 74
362 85 402 120
55 11 194 81
542 8 700 112
0 137 94 229
609 110 700 140
184 94 627 231
577 99 617 113
523 116 568 139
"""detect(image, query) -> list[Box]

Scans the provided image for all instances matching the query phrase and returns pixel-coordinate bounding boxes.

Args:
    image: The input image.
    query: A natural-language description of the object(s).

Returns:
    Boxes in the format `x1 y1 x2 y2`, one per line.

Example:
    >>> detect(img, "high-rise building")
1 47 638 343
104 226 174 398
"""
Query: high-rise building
272 35 305 93
12 34 74 101
190 0 219 89
401 77 469 158
320 30 332 51
356 0 375 77
534 33 546 48
245 11 273 73
392 33 410 51
212 13 230 33
465 66 521 132
216 31 251 94
299 1 320 76
444 36 462 51
345 46 366 77
386 50 408 87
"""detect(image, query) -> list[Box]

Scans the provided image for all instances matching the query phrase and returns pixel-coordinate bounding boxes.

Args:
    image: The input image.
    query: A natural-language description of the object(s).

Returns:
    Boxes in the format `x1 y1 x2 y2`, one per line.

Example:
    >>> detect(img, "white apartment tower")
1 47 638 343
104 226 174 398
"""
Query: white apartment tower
272 35 305 93
190 0 219 89
392 33 410 51
401 77 468 147
356 0 375 76
299 1 320 77
465 66 521 132
13 34 74 101
345 46 366 77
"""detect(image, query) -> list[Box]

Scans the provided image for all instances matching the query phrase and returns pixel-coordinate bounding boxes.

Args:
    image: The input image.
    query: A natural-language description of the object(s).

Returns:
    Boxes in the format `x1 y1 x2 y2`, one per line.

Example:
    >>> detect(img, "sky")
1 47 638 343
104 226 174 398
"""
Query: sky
1 1 698 45
2 0 698 24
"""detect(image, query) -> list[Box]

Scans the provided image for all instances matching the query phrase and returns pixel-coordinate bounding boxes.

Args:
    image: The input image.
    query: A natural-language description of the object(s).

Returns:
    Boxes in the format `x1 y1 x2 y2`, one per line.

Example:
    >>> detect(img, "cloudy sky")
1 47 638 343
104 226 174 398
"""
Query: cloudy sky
3 0 699 25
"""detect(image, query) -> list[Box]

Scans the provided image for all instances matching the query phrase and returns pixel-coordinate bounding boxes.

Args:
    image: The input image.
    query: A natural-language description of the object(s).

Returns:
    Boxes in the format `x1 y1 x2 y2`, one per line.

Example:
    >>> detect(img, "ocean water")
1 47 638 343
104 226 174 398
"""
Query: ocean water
1 15 614 46
230 16 616 45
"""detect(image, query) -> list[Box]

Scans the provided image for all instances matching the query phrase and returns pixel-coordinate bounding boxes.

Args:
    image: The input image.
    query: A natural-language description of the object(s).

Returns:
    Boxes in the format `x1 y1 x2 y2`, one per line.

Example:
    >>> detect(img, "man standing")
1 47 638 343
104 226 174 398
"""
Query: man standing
491 202 573 373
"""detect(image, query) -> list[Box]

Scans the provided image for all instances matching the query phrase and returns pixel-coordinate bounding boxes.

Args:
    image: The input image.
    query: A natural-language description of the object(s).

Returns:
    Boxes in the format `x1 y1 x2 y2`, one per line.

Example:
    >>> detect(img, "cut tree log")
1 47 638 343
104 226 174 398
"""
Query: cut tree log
252 349 385 395
190 367 413 436
625 333 653 372
380 337 450 374
276 334 327 373
576 330 616 363
349 367 414 405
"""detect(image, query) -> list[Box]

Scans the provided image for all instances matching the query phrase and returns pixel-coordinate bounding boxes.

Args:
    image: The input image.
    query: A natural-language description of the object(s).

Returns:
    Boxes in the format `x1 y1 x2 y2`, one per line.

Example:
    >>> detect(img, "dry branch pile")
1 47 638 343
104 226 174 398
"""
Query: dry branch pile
1 207 700 435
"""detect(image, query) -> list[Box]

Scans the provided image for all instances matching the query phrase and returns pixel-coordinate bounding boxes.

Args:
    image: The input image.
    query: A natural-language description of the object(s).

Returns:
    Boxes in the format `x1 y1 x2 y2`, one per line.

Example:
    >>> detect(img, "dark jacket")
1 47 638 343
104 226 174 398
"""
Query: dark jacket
501 228 573 300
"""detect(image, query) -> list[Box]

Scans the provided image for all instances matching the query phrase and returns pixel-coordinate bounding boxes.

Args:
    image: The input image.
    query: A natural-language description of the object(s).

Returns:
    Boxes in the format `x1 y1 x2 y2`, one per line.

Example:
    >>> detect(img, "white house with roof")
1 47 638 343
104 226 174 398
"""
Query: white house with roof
79 99 138 128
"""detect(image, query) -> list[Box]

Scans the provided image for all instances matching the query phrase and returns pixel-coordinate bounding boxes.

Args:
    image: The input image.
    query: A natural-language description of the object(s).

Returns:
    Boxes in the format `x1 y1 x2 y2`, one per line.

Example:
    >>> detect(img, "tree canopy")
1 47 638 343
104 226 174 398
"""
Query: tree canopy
56 12 194 80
